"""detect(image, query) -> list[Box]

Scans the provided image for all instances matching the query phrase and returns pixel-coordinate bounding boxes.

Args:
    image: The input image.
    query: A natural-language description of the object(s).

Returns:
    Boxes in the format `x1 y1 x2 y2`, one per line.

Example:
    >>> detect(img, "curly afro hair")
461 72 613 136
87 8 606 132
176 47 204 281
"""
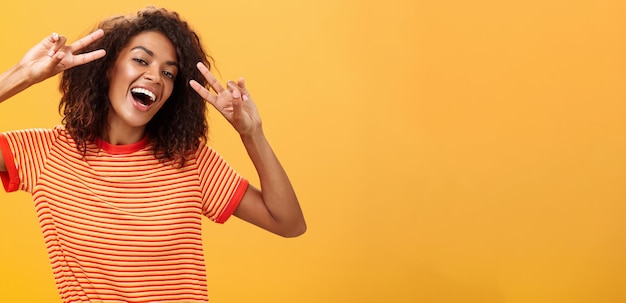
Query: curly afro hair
59 6 213 167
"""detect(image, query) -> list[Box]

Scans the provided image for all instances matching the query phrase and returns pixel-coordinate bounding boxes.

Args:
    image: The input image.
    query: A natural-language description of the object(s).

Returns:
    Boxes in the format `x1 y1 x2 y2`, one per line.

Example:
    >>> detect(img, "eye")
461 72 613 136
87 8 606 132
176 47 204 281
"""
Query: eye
162 70 176 79
133 58 148 65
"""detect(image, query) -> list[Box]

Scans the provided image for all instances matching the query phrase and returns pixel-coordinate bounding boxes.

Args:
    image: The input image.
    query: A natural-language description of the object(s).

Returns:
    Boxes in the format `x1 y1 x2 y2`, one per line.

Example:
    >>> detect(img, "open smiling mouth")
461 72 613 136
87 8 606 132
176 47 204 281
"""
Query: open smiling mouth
131 87 157 106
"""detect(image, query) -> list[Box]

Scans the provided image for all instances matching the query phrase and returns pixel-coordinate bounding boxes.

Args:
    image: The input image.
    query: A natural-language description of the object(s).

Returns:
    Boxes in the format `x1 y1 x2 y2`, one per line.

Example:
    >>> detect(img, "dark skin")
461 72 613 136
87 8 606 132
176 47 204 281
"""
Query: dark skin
0 30 306 237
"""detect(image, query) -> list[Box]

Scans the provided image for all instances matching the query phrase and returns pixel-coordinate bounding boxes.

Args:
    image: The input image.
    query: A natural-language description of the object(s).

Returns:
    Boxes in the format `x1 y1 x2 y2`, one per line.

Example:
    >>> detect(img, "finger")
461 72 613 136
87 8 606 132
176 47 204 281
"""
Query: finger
189 79 217 104
47 34 67 57
69 29 105 53
72 49 107 66
196 62 225 94
237 77 246 90
43 50 66 75
238 78 252 102
44 32 59 49
226 81 247 118
49 32 60 43
50 51 66 68
231 95 243 117
227 81 242 99
236 77 251 101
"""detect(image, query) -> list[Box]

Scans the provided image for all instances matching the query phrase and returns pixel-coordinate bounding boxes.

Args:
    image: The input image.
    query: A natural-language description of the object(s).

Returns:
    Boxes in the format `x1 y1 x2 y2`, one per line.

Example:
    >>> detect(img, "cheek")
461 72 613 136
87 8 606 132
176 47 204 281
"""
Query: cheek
108 79 125 101
108 66 137 96
162 82 176 100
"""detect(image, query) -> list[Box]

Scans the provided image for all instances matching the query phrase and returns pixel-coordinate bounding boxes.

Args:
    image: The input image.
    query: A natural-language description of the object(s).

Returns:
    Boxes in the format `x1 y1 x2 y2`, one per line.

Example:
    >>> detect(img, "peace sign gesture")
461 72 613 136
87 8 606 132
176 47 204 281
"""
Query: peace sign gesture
19 29 106 84
190 62 261 137
190 64 305 239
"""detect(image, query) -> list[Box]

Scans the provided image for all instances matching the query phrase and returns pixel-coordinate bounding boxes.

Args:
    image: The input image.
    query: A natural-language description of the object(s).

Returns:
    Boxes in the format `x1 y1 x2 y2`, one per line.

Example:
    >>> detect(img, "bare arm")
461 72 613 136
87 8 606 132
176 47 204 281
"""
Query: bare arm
0 64 34 104
190 63 306 237
234 129 305 237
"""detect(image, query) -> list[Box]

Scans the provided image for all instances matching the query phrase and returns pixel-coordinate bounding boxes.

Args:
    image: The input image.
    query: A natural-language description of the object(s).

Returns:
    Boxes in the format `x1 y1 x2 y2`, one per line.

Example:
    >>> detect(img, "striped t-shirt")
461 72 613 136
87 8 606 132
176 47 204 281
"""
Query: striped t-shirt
0 126 248 302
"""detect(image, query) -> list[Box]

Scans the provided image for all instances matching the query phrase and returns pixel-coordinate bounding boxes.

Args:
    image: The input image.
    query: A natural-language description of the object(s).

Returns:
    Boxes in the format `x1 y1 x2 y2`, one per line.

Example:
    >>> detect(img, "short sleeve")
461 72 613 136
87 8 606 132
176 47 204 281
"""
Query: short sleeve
195 144 249 224
0 128 57 193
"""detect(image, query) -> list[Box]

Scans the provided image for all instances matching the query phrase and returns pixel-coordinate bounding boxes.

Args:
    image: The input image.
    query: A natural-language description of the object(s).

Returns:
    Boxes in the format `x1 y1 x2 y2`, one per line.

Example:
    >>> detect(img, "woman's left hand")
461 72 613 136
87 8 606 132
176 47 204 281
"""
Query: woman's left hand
190 62 261 137
190 64 306 238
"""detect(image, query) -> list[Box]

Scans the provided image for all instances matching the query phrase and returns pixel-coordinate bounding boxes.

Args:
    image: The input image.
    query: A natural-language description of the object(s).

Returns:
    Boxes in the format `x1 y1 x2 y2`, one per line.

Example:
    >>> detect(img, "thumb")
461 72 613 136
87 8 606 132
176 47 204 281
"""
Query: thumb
237 77 250 101
231 87 243 111
47 51 66 73
230 86 247 125
228 80 244 109
33 51 65 84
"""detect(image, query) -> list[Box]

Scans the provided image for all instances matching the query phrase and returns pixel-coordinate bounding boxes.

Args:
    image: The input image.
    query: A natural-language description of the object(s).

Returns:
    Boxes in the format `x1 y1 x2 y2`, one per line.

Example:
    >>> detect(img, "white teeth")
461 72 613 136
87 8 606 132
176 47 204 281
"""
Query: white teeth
131 87 156 102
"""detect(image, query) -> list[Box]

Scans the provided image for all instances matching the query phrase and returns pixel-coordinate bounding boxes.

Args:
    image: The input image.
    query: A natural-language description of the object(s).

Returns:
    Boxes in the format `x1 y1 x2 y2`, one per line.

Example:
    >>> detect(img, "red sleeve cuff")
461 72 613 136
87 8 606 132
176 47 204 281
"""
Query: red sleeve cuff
0 134 20 192
215 179 249 224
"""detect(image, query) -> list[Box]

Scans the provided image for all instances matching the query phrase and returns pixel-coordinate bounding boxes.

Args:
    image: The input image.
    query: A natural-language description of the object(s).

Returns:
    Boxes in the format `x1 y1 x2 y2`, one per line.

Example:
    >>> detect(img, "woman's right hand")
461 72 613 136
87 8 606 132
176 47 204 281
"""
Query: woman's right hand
18 29 106 84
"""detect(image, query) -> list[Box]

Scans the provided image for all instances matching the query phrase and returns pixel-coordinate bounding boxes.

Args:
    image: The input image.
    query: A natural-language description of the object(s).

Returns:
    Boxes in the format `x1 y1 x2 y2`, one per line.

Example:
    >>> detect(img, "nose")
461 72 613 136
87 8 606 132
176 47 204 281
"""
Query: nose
143 66 161 83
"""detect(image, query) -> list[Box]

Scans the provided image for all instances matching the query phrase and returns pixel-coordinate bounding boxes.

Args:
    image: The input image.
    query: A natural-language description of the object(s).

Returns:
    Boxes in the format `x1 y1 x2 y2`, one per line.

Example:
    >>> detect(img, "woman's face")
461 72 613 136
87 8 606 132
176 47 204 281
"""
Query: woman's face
107 31 178 134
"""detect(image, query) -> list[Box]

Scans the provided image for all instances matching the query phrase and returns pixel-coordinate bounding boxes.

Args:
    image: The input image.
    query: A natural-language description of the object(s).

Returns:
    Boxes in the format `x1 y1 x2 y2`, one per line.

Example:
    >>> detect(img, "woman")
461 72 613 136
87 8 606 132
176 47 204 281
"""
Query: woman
0 6 305 303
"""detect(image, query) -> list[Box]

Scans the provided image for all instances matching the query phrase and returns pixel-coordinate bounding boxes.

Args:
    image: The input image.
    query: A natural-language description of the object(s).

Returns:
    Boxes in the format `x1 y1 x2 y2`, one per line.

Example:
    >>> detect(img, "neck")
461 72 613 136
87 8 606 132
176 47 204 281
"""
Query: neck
103 131 145 145
103 121 147 146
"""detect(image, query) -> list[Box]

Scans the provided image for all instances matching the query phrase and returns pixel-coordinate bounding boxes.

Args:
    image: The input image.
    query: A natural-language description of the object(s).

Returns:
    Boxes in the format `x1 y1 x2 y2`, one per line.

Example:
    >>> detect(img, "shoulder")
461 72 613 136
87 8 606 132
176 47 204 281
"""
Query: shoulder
194 141 217 157
2 126 62 141
192 141 229 168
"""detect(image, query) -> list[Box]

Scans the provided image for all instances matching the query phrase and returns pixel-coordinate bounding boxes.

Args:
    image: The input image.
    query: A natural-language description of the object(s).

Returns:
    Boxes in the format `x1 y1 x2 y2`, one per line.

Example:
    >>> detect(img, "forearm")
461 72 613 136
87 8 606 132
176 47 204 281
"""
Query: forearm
0 64 33 104
241 128 306 236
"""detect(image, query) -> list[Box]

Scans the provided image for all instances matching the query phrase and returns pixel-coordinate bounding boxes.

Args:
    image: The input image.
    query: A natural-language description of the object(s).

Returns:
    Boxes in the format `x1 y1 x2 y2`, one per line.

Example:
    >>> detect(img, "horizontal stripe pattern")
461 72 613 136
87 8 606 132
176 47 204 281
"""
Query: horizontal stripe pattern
0 126 248 302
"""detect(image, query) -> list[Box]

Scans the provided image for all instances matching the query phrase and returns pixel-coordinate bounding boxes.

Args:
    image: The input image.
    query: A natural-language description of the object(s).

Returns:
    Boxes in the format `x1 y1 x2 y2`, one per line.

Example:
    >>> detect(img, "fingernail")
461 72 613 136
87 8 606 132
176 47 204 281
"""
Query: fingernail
233 89 241 98
242 95 249 102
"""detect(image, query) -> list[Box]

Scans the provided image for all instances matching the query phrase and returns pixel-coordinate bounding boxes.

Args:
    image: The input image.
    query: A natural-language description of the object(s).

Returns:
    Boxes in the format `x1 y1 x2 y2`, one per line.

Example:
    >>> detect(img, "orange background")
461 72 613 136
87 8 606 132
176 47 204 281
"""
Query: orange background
1 0 625 302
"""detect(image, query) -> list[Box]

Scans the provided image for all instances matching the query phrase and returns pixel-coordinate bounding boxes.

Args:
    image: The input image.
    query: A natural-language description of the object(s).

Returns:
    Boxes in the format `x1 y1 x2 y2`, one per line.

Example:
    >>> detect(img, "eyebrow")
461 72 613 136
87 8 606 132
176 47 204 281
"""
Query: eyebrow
131 46 178 67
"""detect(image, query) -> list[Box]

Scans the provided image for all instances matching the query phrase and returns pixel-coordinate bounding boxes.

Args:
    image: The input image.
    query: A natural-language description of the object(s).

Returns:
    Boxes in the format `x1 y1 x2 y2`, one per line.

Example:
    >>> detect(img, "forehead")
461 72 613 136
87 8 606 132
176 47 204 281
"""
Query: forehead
124 31 177 61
